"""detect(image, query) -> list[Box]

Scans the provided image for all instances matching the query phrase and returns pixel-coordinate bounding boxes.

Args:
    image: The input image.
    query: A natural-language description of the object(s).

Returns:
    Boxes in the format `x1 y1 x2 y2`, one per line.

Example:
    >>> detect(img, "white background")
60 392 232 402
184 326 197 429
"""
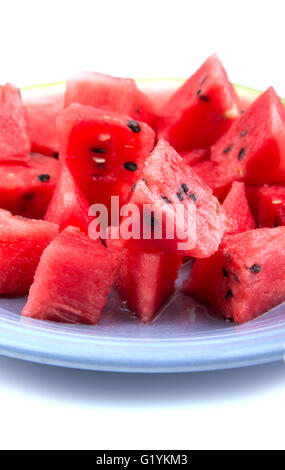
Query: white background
0 0 284 450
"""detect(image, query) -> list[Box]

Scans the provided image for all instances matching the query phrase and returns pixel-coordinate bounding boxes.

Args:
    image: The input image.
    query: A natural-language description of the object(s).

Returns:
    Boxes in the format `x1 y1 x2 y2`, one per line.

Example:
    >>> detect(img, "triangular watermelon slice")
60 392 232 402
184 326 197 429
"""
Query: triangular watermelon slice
210 87 285 185
22 226 118 324
45 163 93 234
109 234 181 323
183 227 285 323
0 83 31 162
57 103 155 211
222 181 255 236
124 139 224 257
0 209 58 294
158 55 239 151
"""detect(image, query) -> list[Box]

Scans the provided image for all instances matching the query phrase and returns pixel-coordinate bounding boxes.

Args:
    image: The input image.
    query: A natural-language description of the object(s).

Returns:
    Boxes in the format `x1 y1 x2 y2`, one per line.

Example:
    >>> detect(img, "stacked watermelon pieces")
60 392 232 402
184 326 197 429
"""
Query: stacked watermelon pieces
0 55 284 326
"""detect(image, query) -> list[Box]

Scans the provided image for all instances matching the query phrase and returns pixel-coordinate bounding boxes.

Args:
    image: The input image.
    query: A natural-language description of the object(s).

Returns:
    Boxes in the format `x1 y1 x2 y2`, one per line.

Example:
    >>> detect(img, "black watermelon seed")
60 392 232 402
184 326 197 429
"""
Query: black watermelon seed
162 196 171 204
142 178 147 184
238 147 246 161
223 146 232 154
225 289 233 300
249 264 262 274
222 267 229 278
200 76 207 86
91 148 106 154
233 274 239 282
100 238 107 248
124 161 138 172
127 120 141 133
188 193 198 203
199 94 210 102
181 183 189 194
38 174 50 182
196 89 202 96
130 183 137 192
22 192 35 200
53 152 59 159
226 254 231 262
176 192 184 202
240 130 247 137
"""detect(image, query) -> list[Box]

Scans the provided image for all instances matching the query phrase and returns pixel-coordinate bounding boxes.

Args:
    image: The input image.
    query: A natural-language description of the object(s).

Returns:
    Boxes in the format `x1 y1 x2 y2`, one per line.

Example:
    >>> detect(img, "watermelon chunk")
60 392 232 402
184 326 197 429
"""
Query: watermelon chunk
24 91 64 157
65 71 156 129
222 182 255 236
158 55 239 151
0 83 30 161
210 87 285 185
0 153 59 219
45 163 92 234
22 226 118 324
57 103 155 209
258 185 285 227
183 227 285 323
0 209 58 294
125 139 224 257
110 236 181 323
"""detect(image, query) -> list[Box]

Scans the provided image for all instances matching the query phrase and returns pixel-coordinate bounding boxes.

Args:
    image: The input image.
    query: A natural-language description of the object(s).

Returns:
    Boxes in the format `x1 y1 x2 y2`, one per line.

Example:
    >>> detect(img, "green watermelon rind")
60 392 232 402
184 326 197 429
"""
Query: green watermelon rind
21 79 285 107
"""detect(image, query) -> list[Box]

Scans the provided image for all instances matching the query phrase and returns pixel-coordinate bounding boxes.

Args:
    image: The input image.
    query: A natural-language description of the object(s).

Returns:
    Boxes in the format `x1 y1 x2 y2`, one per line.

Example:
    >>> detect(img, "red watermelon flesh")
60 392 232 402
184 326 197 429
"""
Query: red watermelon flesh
244 185 261 223
158 55 240 152
22 226 118 324
210 87 285 184
65 71 156 129
192 160 231 202
0 83 30 162
24 91 64 157
0 209 58 294
44 163 92 234
258 185 285 227
181 148 210 166
109 235 181 323
222 181 255 236
0 153 59 219
57 103 155 209
125 139 224 257
183 227 285 323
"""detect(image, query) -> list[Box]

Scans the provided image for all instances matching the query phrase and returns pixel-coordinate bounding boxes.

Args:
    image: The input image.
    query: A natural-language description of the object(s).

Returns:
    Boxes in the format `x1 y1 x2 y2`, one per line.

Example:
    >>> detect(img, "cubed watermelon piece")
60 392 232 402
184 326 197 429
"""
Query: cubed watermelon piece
22 226 118 324
24 91 64 157
0 209 58 294
110 235 181 323
45 163 92 233
258 185 285 227
125 139 224 257
57 103 155 209
0 84 31 161
0 153 59 219
222 182 255 236
65 71 156 129
210 87 285 184
158 55 239 151
183 227 285 323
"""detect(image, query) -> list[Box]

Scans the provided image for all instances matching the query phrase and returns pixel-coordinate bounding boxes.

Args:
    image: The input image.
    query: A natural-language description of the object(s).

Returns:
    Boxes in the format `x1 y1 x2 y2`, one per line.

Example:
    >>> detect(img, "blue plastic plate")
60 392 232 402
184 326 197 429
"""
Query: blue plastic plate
0 264 284 373
0 80 284 373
